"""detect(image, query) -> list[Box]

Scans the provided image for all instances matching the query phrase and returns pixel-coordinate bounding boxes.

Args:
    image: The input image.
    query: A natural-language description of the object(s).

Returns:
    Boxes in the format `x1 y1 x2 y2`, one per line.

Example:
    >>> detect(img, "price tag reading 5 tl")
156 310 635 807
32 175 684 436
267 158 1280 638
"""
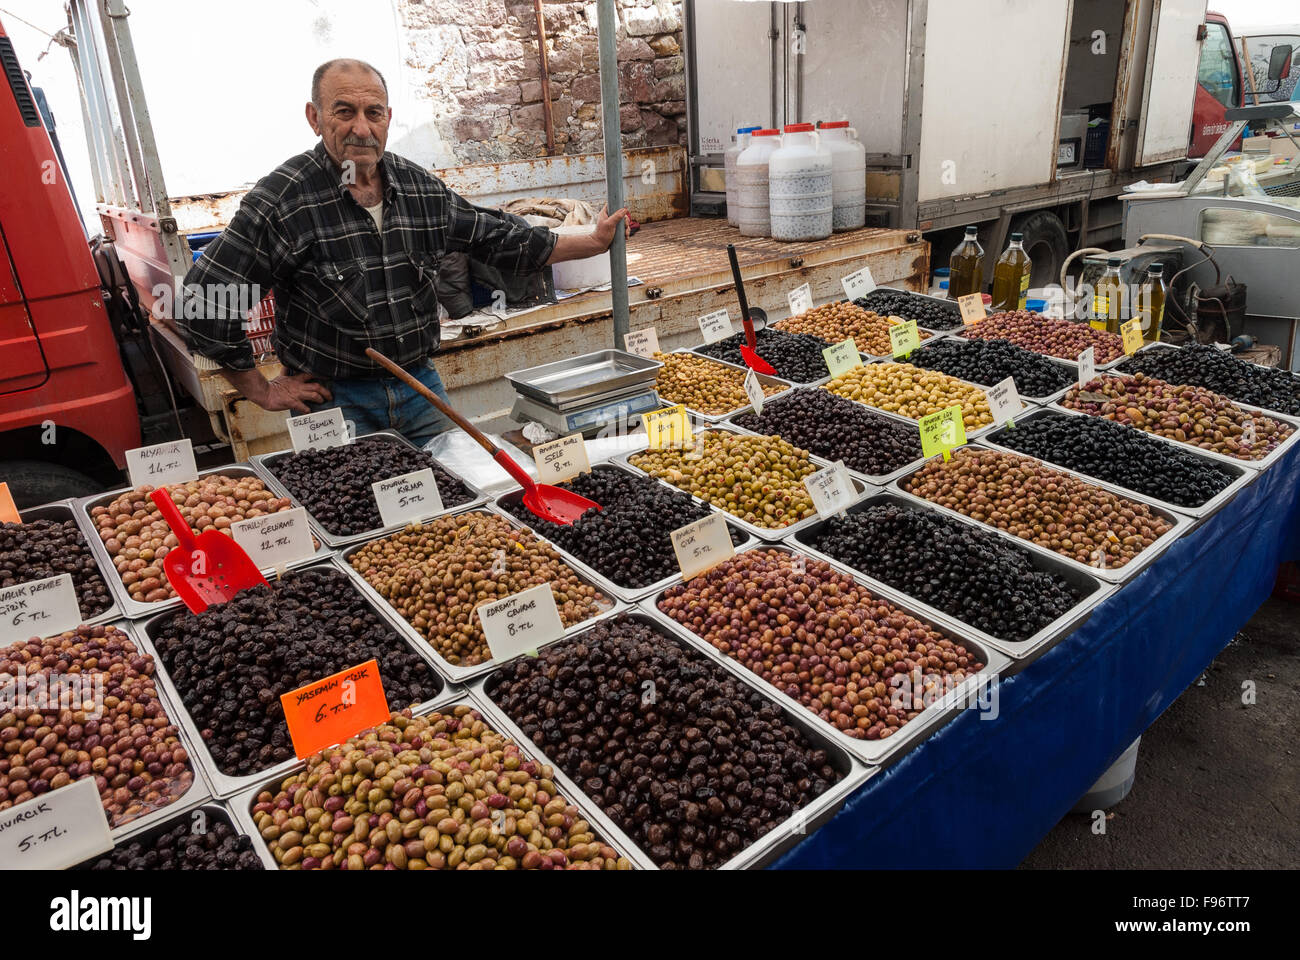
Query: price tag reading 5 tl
373 469 444 527
288 407 351 453
532 434 590 484
0 777 112 870
670 513 735 580
231 507 315 569
125 438 198 489
919 406 967 461
958 294 986 325
281 659 389 759
479 583 565 662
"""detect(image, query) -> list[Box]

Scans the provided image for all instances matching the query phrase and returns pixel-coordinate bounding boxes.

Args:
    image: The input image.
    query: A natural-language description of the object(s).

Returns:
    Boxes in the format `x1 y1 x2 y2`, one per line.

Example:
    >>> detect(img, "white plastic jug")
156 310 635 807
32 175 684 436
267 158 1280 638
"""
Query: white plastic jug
734 128 781 237
818 121 867 232
768 123 833 242
725 126 760 227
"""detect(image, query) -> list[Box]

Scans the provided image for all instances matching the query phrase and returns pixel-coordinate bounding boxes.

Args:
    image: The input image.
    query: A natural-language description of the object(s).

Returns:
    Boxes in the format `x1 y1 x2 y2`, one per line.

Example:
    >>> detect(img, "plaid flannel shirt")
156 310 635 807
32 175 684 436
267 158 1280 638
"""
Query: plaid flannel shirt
180 140 556 379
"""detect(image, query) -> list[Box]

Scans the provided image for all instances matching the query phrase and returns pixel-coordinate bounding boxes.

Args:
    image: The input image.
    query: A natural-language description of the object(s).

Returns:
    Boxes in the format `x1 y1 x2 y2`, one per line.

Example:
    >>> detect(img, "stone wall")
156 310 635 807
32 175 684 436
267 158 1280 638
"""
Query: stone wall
399 0 685 164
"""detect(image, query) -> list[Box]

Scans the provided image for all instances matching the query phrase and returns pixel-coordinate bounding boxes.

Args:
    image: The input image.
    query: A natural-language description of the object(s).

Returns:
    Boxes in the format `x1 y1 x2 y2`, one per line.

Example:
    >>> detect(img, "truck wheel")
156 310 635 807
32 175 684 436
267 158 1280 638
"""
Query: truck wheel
1 460 106 510
1013 211 1069 290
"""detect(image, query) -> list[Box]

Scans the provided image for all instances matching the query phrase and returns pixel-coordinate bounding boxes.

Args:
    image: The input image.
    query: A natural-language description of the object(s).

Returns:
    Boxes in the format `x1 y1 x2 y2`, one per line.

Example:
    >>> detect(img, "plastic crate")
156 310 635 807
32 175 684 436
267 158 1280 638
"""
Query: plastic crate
244 290 276 356
1084 120 1109 168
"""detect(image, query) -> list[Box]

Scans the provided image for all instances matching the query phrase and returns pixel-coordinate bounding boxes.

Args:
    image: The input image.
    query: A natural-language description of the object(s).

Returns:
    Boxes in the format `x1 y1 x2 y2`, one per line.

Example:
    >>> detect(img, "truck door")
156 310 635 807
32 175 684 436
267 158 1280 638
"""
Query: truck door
1189 16 1242 157
1137 0 1210 165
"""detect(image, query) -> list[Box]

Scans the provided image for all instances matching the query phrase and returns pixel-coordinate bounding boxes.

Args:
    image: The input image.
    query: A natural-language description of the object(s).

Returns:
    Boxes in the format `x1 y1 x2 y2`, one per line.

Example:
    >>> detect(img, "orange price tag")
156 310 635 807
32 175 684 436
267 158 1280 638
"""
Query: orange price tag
280 659 389 759
0 483 18 524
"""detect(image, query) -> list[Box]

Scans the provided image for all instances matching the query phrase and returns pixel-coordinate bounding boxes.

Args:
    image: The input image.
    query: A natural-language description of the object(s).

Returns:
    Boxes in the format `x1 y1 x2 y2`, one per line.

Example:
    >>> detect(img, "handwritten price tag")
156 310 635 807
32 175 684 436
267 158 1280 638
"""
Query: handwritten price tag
532 434 590 485
841 266 877 301
0 575 83 646
0 777 112 870
986 376 1024 428
1077 347 1096 390
281 659 389 759
822 338 863 379
919 406 967 461
804 461 856 518
125 439 198 489
1121 316 1144 355
624 327 660 358
743 368 767 416
644 405 693 450
889 318 920 358
670 513 735 580
287 407 351 453
697 309 734 344
231 507 314 568
958 293 986 325
788 283 814 315
373 469 444 527
479 582 565 662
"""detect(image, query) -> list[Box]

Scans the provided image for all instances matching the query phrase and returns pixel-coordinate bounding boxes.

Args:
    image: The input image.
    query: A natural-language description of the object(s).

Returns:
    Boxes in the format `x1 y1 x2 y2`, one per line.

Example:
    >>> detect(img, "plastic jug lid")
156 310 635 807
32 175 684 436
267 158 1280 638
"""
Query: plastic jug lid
752 128 780 136
818 121 850 129
783 123 816 133
737 125 761 134
934 267 950 276
1026 299 1047 311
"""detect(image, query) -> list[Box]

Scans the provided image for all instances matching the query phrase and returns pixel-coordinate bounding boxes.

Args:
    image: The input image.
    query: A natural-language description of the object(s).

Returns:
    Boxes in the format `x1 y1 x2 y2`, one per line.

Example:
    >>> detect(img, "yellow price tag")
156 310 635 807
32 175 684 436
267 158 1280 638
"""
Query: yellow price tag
889 318 920 358
643 404 693 450
958 294 985 325
919 406 967 461
1121 316 1144 355
822 338 863 379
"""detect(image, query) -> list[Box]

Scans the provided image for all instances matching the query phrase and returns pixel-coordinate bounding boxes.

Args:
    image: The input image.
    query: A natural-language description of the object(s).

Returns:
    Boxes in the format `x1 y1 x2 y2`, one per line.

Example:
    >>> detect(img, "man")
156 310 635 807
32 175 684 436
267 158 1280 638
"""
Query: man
182 58 626 446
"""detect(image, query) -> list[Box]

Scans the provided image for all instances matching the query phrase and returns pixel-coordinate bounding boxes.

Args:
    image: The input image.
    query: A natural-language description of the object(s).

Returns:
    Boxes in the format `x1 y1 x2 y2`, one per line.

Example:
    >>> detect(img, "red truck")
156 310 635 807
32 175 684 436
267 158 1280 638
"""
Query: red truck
0 16 139 508
1190 11 1246 158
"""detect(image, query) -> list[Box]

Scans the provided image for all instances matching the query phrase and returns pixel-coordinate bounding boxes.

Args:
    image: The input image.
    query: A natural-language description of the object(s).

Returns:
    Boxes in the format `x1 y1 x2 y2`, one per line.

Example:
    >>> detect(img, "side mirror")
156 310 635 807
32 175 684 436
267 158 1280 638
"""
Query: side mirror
1267 44 1293 83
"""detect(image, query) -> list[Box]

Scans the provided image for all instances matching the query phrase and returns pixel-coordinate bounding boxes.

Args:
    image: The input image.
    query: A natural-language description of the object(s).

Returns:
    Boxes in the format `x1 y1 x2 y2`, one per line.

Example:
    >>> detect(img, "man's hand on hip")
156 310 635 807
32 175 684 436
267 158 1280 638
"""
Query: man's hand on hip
265 373 333 415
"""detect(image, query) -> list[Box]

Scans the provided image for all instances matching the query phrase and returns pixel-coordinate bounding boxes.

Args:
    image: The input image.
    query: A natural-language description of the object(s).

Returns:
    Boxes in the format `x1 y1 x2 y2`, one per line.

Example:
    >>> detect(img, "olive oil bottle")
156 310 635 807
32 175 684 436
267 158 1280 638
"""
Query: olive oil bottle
1092 258 1125 333
1135 263 1167 343
990 232 1032 311
948 226 985 300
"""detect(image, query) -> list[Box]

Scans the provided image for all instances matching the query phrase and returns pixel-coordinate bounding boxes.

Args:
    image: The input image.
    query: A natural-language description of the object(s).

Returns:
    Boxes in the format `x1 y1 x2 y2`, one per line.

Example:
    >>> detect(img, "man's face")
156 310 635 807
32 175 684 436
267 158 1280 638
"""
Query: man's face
306 66 391 174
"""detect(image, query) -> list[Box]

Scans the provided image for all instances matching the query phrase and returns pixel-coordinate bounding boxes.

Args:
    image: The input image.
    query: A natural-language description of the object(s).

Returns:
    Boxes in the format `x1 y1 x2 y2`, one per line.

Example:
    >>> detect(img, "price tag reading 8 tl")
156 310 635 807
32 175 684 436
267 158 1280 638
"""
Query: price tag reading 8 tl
479 582 565 662
670 513 735 580
1121 316 1144 356
804 461 855 518
532 434 591 484
787 283 814 315
281 659 389 760
957 294 986 325
644 405 693 450
919 406 967 461
624 327 660 358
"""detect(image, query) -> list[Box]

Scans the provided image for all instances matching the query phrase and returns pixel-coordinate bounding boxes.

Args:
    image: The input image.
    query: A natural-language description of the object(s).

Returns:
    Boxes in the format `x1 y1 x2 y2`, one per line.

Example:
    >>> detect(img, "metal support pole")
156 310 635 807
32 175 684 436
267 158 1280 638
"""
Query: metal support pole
596 0 629 349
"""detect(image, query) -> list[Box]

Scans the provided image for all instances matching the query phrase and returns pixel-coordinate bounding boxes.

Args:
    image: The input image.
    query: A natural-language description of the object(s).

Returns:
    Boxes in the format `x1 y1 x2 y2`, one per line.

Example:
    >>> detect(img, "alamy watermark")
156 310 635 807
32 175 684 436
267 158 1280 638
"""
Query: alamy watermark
0 664 104 720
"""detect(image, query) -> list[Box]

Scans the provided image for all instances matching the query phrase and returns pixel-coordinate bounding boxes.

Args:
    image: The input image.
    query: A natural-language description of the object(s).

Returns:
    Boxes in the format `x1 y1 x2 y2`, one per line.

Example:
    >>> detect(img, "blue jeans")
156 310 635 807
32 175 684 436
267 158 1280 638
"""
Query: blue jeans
309 357 453 449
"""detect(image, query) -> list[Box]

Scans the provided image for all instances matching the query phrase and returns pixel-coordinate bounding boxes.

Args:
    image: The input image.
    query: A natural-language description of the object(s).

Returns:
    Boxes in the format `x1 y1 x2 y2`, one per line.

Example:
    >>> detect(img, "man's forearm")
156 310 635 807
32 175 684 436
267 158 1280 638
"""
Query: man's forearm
546 231 607 264
218 366 271 406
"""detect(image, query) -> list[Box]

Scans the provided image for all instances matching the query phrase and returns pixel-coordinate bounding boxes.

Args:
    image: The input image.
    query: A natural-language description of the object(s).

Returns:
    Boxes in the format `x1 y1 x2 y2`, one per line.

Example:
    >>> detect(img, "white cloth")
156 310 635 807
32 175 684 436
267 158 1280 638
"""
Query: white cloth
364 201 383 231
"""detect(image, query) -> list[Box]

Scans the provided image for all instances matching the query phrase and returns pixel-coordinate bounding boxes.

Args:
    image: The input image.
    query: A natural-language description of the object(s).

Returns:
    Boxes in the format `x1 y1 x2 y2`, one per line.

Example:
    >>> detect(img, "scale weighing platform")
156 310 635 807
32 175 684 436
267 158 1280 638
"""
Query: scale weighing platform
506 349 663 437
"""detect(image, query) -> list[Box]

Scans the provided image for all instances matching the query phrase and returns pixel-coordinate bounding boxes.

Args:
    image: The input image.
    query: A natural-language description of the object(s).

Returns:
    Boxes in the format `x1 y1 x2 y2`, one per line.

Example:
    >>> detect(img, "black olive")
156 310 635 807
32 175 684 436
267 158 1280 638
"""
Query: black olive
0 518 112 619
78 813 261 870
908 337 1075 397
1118 343 1300 416
853 289 964 330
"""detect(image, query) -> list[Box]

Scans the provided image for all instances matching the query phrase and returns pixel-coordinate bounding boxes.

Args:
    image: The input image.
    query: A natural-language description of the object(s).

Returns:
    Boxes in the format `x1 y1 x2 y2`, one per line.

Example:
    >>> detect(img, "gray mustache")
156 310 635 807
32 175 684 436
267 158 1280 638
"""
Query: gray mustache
343 135 380 147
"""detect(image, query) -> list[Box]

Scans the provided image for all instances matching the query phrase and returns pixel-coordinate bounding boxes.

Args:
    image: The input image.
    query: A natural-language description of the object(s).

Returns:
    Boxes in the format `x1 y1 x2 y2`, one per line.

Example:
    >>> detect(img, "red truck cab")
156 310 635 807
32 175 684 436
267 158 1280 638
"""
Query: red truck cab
1190 12 1245 158
0 17 138 506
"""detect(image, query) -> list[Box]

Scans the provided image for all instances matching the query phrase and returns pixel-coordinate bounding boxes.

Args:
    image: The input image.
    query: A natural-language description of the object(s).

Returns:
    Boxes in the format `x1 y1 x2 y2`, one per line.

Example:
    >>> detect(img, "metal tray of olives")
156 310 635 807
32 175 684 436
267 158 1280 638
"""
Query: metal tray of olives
903 346 1080 407
891 446 1191 585
11 499 123 630
123 558 463 800
226 697 645 871
469 610 874 870
786 490 1114 667
720 396 931 489
249 429 489 549
945 326 1132 372
73 800 275 871
656 349 796 423
684 342 832 390
611 423 877 543
980 405 1257 521
849 288 972 336
637 545 1010 770
1045 396 1300 475
73 464 333 622
485 468 758 605
337 504 624 686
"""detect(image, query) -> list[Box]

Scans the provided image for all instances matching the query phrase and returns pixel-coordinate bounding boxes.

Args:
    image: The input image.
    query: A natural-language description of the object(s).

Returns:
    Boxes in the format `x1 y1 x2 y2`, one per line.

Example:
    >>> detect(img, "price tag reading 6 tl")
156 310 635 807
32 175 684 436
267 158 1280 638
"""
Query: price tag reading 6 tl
0 574 82 646
624 327 660 358
532 433 591 484
281 659 389 759
479 583 565 662
919 406 967 461
670 513 735 580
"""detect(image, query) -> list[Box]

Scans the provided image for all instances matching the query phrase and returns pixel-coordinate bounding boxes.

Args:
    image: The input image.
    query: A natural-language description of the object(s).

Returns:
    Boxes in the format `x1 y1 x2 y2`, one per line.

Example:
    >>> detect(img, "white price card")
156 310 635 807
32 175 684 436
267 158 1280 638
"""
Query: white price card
624 327 660 358
372 469 444 527
231 507 315 569
841 266 877 301
670 513 735 581
787 283 814 315
986 377 1024 428
743 368 767 416
1077 347 1096 390
532 434 590 485
0 574 82 646
697 309 734 344
957 293 986 325
479 582 565 662
287 407 351 453
125 438 198 489
0 777 112 870
804 461 856 518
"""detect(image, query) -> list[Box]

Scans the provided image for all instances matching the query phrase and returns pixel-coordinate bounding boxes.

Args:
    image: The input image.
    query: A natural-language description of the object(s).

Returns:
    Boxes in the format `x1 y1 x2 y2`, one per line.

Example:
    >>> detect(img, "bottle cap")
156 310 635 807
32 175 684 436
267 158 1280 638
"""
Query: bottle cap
1149 263 1164 274
1010 232 1024 242
965 225 978 236
737 125 761 134
1108 257 1122 266
752 128 780 137
783 123 816 133
818 120 850 129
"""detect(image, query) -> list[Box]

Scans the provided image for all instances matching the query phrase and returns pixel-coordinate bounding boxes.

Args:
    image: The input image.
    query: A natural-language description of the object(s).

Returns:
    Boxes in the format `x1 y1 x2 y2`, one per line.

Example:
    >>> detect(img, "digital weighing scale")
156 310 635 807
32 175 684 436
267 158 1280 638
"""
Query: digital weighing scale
506 350 663 437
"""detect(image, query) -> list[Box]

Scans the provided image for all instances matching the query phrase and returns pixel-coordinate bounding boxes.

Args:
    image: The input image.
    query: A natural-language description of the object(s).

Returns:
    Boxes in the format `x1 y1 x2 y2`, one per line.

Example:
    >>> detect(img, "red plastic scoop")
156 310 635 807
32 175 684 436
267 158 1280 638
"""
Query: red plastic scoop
150 488 269 613
726 243 778 376
365 348 601 526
